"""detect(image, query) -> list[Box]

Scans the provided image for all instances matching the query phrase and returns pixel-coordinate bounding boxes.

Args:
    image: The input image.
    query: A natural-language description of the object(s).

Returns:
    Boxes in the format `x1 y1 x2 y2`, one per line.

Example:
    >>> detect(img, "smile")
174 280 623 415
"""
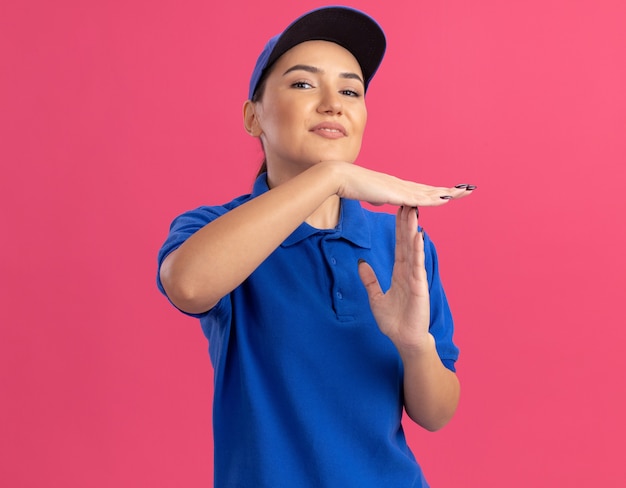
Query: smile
310 123 347 138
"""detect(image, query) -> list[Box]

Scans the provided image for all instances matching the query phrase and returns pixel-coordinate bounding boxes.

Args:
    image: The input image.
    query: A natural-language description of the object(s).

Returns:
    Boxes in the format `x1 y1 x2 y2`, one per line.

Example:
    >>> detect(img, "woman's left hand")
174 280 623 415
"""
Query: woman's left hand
358 205 431 351
358 206 460 430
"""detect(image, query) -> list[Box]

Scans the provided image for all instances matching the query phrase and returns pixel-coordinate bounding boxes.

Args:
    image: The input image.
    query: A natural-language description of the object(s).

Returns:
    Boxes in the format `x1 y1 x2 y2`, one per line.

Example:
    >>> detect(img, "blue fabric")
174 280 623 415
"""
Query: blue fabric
157 173 458 488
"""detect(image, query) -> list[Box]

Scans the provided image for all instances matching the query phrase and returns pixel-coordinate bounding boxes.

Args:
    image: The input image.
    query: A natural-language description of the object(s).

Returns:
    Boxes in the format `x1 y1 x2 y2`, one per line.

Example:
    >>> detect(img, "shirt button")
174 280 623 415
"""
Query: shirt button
331 257 337 265
336 291 343 300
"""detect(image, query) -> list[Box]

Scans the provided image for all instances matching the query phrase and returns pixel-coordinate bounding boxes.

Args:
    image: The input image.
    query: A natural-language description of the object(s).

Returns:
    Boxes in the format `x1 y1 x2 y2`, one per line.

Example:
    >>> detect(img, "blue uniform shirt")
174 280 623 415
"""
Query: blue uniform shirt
157 174 459 488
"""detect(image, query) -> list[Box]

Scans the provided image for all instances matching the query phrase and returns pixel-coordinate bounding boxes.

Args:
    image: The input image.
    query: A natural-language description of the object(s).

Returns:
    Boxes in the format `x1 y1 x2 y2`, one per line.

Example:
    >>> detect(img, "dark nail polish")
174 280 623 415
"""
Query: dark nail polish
466 185 477 191
440 195 453 200
415 206 419 219
455 184 469 189
358 258 366 265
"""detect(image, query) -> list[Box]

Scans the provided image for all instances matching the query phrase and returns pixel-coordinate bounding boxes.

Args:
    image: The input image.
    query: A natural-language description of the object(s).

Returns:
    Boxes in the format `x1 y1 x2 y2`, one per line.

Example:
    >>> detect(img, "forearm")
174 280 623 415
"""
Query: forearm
397 334 460 432
160 162 340 313
161 162 472 314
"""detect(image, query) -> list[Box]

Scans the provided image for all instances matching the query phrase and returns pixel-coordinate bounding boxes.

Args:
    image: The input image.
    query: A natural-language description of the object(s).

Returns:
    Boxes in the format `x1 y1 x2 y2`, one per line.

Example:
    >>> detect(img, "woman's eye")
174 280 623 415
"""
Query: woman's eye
340 89 360 97
292 81 313 89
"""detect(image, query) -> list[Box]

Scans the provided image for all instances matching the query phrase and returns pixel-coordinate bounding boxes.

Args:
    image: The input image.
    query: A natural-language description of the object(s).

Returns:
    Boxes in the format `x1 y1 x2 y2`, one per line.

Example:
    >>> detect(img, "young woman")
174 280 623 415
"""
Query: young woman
157 6 475 487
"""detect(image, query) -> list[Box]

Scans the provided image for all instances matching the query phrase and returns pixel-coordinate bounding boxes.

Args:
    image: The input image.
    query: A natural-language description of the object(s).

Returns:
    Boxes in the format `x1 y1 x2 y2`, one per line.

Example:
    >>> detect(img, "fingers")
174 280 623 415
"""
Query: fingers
454 184 478 191
398 206 427 292
336 163 476 207
395 206 407 266
357 259 384 302
414 222 426 284
395 205 419 265
402 183 477 208
437 184 477 202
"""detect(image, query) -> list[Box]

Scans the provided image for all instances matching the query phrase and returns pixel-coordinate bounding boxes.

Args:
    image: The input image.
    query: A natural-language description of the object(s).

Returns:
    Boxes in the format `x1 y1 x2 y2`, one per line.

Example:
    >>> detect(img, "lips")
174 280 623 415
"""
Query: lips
310 122 347 138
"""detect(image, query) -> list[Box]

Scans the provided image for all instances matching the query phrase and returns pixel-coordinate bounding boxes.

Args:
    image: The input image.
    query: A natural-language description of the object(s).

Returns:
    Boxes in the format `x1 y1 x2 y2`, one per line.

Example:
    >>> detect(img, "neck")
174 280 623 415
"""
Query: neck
305 195 341 229
265 163 341 230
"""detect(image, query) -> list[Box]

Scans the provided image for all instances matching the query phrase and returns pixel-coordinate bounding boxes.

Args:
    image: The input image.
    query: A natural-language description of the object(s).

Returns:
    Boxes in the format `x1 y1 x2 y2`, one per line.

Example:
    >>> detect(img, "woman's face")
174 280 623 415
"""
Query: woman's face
251 40 367 172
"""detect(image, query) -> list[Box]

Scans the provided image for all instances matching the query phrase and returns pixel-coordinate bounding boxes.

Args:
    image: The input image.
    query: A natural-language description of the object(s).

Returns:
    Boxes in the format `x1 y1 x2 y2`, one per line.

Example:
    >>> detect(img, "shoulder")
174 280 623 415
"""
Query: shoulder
157 192 253 265
359 206 396 234
360 206 396 223
169 173 269 227
168 192 253 229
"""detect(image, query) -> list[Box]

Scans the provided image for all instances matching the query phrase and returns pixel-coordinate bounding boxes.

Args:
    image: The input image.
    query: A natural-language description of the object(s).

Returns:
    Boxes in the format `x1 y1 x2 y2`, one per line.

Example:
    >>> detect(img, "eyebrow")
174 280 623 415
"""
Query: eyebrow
282 64 364 86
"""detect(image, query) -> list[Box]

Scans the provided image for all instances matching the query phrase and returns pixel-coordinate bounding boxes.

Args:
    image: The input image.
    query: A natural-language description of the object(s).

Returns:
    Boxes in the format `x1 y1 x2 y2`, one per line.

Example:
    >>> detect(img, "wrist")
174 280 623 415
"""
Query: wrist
393 333 437 361
313 160 350 198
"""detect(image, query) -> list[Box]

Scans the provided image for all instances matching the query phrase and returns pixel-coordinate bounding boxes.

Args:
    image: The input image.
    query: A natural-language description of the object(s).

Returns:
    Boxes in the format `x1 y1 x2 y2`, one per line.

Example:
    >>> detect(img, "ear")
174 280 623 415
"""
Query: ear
243 100 262 137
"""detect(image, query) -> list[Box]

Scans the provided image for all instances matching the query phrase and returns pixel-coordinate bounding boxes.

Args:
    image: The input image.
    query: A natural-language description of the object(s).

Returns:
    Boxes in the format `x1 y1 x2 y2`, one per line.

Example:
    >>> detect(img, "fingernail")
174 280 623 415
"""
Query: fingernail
455 184 469 189
466 185 477 190
440 195 453 200
421 229 426 241
415 206 419 219
358 258 366 265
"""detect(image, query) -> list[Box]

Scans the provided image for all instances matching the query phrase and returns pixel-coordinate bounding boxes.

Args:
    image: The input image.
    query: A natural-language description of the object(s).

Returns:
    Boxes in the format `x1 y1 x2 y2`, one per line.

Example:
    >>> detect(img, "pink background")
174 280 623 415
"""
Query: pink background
2 0 625 486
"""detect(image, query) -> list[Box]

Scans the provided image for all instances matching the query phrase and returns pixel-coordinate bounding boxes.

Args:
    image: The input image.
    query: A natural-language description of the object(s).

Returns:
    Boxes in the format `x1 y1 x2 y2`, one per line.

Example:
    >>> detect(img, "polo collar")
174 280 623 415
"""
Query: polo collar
252 173 372 249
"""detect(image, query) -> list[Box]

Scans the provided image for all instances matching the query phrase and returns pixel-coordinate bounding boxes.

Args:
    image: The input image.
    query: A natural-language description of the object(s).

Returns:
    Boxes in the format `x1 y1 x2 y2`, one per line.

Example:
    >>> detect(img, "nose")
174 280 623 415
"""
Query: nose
316 87 342 115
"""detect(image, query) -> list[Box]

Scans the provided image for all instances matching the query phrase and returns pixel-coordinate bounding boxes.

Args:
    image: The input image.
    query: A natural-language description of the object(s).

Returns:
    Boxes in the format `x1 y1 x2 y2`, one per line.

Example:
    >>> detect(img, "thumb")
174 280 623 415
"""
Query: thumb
358 259 384 302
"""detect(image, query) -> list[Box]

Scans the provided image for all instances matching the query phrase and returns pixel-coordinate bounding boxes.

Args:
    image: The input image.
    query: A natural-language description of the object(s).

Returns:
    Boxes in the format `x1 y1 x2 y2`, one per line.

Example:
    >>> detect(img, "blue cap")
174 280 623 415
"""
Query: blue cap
248 6 386 100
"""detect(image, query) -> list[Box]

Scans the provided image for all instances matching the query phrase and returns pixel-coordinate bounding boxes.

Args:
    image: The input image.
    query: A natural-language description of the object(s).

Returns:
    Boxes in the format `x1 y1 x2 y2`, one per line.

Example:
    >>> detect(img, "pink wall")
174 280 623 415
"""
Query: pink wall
2 0 625 486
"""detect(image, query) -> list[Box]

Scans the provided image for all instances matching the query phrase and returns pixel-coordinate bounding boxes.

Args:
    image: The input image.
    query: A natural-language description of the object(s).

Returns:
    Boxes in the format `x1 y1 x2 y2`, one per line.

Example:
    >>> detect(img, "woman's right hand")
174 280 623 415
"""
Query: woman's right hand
160 160 475 314
326 161 476 207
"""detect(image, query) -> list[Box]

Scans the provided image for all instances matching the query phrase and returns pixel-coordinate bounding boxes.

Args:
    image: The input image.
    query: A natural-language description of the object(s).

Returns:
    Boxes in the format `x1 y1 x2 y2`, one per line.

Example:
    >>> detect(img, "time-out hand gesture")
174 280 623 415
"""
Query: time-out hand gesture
332 162 476 208
358 205 431 350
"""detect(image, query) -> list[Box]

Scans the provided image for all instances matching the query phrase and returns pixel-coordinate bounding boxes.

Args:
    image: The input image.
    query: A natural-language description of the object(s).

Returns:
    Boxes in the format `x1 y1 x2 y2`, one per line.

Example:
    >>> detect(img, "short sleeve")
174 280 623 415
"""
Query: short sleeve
156 205 229 318
423 232 459 372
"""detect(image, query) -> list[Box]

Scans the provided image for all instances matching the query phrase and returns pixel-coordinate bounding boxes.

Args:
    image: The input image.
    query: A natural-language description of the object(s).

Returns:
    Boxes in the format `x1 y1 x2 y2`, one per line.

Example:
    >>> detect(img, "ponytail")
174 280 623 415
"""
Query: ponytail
256 160 267 177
